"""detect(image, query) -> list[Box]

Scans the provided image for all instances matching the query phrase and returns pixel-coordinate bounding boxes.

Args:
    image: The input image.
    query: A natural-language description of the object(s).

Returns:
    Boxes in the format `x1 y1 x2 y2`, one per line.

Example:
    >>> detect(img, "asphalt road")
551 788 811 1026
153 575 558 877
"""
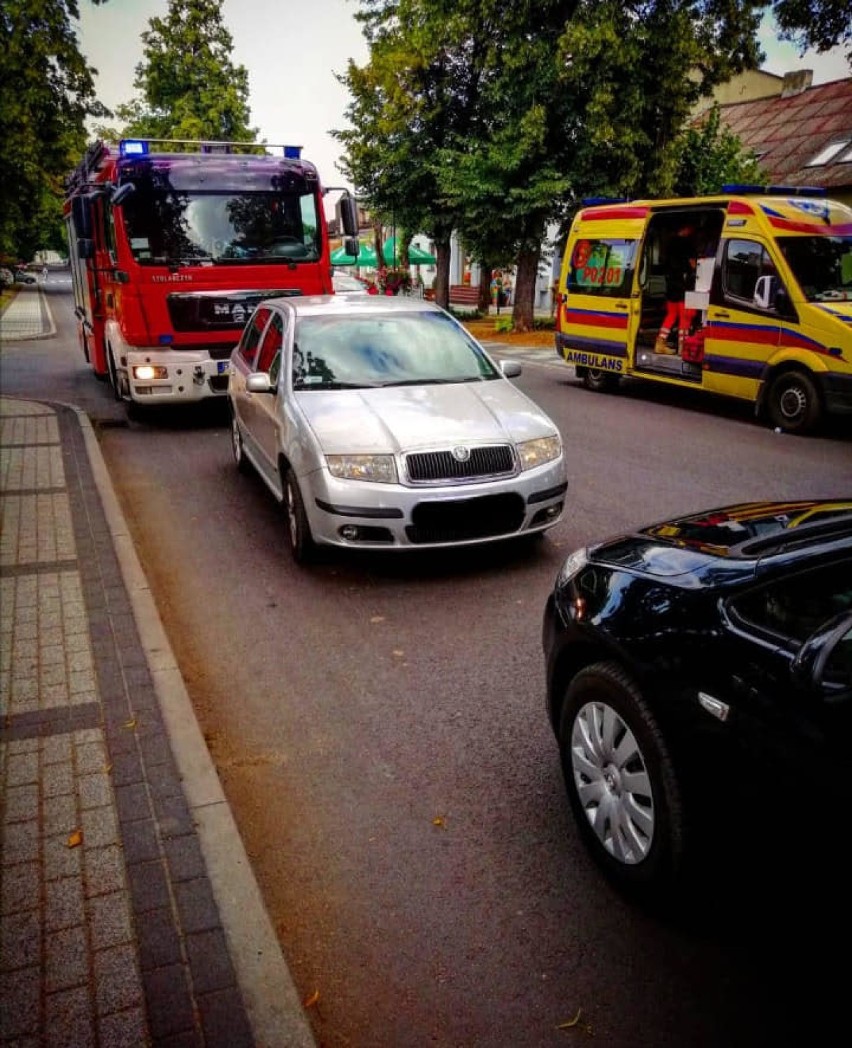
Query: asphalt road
4 284 852 1047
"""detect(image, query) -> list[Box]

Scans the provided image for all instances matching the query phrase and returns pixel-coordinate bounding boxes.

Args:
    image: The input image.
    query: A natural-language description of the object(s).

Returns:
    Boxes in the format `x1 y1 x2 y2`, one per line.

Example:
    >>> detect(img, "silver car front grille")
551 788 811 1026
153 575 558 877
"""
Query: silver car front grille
405 445 515 484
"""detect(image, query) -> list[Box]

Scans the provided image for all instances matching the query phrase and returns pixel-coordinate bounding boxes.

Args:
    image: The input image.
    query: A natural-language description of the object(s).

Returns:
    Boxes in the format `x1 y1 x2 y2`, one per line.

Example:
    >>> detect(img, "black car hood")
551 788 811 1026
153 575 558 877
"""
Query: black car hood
591 499 852 583
591 537 735 580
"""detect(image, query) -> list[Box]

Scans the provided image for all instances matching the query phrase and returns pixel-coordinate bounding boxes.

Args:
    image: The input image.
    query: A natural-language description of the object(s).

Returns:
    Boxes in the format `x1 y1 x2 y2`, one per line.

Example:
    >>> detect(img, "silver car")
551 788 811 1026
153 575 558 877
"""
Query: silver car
227 295 567 562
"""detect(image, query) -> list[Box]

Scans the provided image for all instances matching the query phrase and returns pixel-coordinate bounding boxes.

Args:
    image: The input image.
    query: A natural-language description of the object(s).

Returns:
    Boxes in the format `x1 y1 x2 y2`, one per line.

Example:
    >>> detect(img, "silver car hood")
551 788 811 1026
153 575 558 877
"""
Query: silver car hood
295 379 554 453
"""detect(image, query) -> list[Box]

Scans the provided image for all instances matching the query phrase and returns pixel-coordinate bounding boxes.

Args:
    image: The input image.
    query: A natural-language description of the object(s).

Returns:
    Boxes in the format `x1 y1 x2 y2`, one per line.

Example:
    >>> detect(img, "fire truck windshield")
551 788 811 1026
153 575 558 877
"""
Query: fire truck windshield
121 188 321 266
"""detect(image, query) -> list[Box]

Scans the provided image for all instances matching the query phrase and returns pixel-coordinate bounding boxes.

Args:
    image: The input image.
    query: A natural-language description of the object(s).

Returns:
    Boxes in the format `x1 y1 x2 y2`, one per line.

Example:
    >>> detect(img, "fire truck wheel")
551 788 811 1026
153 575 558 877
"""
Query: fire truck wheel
107 347 122 401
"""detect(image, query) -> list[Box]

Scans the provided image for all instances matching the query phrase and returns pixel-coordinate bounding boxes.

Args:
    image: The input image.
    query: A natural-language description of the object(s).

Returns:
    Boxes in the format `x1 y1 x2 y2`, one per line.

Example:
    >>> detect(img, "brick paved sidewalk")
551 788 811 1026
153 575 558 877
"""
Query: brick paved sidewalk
0 398 314 1047
0 287 55 342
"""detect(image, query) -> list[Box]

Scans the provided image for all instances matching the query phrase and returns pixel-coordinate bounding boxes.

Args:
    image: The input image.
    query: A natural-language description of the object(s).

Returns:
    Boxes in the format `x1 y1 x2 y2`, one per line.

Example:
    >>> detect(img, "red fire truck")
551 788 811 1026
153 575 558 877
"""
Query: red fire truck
64 138 358 410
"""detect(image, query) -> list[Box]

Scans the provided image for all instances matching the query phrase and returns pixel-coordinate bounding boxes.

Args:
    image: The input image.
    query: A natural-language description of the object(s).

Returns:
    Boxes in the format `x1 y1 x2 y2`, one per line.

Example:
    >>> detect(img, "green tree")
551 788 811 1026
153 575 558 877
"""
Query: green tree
436 0 579 330
0 0 108 262
335 0 488 309
113 0 257 143
772 0 852 57
671 105 766 197
556 0 765 201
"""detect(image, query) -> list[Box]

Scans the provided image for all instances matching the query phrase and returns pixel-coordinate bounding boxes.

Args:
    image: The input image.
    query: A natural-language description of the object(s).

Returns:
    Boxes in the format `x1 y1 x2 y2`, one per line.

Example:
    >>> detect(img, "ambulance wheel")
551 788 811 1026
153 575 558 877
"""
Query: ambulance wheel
582 367 620 393
767 370 821 435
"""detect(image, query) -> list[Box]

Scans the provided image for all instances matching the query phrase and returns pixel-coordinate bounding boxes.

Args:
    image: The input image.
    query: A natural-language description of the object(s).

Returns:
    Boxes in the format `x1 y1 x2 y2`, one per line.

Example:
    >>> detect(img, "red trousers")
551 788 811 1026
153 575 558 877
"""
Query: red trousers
660 300 694 335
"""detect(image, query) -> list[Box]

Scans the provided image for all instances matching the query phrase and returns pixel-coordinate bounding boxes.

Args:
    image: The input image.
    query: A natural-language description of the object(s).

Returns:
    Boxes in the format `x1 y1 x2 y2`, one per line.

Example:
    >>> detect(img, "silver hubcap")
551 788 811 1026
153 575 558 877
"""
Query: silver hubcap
571 701 654 864
778 384 806 422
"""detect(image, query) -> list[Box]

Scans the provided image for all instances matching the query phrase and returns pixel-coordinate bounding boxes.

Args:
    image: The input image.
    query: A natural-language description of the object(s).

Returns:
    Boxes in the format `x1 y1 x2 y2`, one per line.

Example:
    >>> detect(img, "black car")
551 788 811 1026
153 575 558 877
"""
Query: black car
543 500 852 900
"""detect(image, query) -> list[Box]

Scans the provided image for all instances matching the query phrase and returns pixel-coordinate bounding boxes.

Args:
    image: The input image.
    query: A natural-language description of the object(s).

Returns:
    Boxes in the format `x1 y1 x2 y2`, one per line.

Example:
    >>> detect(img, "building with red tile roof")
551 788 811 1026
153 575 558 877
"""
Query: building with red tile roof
705 70 852 206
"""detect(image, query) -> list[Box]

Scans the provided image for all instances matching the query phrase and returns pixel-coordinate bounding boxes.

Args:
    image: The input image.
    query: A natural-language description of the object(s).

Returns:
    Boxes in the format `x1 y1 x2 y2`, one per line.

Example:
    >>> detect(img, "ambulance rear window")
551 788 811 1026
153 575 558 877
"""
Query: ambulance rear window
567 238 636 297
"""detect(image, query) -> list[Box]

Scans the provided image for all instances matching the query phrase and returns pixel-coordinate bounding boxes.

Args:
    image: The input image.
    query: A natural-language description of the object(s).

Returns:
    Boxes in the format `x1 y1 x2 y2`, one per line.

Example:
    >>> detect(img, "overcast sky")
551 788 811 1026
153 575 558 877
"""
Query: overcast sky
74 0 850 189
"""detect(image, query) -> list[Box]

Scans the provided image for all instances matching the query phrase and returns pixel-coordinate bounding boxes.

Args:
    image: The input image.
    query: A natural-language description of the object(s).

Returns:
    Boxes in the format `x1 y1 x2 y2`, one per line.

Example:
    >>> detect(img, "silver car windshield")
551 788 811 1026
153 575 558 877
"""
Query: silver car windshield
292 311 501 389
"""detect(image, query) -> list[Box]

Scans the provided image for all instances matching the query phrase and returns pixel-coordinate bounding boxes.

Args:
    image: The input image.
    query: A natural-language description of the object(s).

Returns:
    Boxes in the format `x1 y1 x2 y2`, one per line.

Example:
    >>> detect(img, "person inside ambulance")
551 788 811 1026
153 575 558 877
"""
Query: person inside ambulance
655 222 698 355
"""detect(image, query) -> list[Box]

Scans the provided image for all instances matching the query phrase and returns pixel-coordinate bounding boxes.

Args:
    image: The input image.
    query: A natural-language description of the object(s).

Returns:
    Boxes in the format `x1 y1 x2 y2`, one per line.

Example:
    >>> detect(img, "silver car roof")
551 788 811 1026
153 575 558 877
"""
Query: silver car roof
263 294 445 319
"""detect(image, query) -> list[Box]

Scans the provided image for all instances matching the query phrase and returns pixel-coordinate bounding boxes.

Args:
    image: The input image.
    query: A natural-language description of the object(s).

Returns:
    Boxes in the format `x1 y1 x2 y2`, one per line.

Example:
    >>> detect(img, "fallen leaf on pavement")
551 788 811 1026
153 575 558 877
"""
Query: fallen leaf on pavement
66 830 83 848
557 1008 582 1030
432 816 445 828
303 990 320 1008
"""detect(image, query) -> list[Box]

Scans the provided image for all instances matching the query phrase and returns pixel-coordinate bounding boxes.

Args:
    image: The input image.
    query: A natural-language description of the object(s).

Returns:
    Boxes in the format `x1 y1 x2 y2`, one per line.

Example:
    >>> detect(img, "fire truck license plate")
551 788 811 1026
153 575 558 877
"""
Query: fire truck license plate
217 361 230 374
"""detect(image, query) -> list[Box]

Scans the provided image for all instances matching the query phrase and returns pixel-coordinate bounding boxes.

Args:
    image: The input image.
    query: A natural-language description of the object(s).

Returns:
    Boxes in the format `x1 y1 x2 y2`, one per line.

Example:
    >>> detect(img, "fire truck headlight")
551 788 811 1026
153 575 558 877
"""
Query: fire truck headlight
133 365 168 381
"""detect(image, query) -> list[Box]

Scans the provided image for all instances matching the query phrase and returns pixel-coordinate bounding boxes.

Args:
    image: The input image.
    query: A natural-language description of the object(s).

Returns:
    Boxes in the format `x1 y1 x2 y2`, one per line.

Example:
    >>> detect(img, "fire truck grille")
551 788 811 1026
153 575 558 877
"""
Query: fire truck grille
405 445 515 483
406 493 525 544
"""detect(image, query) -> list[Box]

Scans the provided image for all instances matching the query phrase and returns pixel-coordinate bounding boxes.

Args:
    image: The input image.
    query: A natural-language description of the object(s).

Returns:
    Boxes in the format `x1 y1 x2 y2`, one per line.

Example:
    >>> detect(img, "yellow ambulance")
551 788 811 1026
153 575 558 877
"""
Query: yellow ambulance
555 187 852 434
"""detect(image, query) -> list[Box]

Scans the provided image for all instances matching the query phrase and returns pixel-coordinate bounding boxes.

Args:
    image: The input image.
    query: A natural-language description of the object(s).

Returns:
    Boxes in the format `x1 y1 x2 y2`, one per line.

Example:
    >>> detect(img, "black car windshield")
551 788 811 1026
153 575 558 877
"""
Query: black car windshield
121 189 321 266
291 311 500 389
777 235 852 302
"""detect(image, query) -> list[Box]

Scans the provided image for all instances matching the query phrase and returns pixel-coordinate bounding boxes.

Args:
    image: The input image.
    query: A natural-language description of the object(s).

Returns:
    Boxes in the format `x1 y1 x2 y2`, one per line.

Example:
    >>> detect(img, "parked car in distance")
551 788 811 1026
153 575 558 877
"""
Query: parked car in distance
14 269 36 284
228 294 567 562
543 500 852 901
332 271 368 295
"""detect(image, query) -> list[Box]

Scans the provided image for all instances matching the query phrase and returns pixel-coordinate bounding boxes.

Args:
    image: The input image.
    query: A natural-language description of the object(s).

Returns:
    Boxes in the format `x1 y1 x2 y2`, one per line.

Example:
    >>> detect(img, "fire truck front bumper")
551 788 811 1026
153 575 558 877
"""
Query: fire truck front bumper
124 350 232 404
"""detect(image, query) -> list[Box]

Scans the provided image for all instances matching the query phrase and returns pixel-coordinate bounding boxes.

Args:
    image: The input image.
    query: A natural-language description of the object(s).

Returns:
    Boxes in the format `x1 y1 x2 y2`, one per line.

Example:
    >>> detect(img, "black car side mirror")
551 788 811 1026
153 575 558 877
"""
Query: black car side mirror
791 611 852 702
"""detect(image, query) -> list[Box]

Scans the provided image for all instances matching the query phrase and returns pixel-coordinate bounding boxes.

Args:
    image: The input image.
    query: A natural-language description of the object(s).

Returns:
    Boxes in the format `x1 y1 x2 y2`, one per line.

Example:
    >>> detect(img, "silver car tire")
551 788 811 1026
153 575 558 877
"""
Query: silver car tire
231 413 251 475
558 661 684 898
283 468 316 564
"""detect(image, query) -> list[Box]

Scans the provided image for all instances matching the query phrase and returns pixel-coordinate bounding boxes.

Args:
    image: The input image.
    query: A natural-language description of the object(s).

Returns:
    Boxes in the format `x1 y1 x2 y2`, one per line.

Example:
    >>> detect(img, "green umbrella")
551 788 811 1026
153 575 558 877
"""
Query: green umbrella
382 237 436 266
330 243 378 267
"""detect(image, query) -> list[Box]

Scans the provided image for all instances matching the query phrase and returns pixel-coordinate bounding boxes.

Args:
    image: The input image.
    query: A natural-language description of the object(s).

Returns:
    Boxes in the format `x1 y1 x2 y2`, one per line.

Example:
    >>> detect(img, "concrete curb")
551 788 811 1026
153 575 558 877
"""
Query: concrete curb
73 405 316 1048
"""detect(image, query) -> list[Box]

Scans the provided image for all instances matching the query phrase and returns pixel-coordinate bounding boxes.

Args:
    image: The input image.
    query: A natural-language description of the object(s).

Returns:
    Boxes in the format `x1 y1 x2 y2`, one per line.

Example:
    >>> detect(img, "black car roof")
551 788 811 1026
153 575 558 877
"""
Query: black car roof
590 500 852 582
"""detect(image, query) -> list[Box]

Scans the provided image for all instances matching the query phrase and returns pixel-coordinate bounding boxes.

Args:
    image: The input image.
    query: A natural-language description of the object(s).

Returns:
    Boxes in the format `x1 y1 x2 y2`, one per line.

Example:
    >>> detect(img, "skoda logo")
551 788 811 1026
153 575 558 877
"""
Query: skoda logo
451 446 470 462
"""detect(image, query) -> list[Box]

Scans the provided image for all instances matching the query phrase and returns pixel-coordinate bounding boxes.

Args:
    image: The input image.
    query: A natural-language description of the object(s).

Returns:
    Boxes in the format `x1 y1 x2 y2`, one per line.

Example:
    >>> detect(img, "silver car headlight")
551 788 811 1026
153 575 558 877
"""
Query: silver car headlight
517 434 562 471
326 454 398 483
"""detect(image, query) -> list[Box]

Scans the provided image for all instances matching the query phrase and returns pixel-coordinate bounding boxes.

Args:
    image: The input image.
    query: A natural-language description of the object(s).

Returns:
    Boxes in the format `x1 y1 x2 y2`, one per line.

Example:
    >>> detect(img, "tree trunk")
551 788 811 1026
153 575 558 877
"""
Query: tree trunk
512 245 541 333
434 239 451 310
478 259 493 313
372 220 383 268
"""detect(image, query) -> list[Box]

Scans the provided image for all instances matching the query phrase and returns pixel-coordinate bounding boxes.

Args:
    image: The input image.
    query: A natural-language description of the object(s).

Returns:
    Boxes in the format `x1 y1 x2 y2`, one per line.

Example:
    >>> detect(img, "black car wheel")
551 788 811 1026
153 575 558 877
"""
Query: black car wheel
766 370 821 435
558 662 684 898
283 467 316 564
230 413 251 475
582 367 620 393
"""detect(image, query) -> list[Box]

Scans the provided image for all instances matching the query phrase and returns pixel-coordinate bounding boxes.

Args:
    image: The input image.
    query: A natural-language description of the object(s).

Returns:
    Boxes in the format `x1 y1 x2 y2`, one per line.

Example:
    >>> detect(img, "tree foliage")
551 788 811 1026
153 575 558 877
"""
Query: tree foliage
0 0 108 261
338 1 776 328
772 0 852 57
671 105 766 197
112 0 257 143
556 0 765 201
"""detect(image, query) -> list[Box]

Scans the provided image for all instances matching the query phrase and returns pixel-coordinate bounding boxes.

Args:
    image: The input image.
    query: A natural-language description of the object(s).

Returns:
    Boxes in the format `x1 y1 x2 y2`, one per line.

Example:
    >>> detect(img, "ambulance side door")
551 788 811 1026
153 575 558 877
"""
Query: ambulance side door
559 233 638 379
703 237 784 399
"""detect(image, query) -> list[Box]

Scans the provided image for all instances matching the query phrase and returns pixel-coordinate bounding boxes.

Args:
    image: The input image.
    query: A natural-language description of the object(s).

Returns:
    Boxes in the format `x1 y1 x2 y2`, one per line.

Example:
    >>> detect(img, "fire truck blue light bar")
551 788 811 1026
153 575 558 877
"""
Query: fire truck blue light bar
120 140 149 157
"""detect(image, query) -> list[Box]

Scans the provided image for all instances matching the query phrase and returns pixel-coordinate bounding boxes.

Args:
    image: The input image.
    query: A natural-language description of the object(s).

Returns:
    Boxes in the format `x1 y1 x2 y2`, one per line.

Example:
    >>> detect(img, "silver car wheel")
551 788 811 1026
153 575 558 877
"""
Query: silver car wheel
571 700 654 865
231 415 250 474
231 416 242 462
286 481 298 547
